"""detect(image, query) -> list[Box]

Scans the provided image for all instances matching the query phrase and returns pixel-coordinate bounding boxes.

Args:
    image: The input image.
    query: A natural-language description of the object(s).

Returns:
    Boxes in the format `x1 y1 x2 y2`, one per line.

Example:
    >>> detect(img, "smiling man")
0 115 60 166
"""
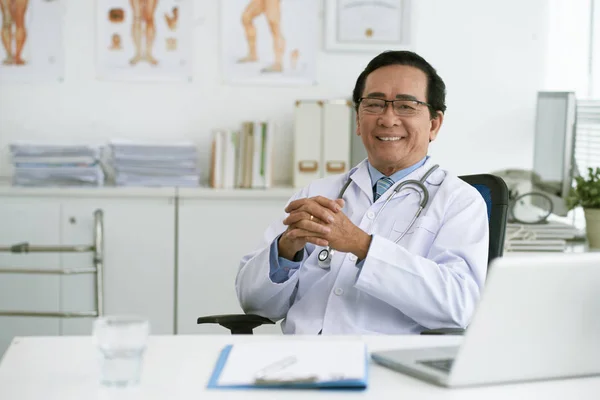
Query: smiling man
236 51 489 334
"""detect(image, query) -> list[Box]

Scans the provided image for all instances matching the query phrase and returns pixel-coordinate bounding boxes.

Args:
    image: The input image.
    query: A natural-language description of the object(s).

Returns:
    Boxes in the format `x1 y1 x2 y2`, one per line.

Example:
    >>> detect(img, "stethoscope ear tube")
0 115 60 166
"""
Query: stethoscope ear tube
315 164 439 270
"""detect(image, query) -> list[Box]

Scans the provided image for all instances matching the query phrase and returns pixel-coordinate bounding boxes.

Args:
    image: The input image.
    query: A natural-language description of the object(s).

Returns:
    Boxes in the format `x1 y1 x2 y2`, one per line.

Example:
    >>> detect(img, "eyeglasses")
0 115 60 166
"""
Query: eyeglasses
358 97 431 117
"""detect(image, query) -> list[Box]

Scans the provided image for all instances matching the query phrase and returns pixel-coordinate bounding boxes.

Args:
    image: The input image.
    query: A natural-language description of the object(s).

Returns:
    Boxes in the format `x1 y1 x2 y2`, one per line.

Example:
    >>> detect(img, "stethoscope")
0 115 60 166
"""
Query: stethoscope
317 164 440 269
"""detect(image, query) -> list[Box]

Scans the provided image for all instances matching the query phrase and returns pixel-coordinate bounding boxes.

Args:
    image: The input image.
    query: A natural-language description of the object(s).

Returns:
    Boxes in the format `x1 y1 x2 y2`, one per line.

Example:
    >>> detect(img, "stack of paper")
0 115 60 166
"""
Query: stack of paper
106 140 200 187
208 340 368 390
9 143 104 187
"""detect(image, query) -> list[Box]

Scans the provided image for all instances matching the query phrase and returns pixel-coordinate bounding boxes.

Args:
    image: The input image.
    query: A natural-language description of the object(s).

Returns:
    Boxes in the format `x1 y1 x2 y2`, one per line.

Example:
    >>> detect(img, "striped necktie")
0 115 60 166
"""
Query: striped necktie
374 176 394 201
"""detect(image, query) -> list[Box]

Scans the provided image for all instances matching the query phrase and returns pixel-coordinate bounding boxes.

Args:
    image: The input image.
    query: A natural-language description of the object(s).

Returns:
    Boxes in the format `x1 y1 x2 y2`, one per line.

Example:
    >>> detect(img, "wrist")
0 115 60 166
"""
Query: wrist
351 231 372 261
278 236 302 261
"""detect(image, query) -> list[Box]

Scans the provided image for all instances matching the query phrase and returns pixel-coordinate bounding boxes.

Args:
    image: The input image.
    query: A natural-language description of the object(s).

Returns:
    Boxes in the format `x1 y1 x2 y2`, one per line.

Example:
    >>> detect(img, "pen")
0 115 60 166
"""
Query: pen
255 355 298 379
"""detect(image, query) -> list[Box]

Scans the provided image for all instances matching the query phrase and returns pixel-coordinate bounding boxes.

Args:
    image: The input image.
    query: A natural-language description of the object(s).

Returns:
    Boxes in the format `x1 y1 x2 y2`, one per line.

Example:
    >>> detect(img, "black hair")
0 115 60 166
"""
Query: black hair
352 51 447 119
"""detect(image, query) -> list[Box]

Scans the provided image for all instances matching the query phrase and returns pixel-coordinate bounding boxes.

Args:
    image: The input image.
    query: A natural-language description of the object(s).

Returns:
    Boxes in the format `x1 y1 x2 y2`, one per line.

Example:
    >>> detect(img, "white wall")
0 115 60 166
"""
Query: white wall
593 0 600 98
0 0 550 184
544 0 591 98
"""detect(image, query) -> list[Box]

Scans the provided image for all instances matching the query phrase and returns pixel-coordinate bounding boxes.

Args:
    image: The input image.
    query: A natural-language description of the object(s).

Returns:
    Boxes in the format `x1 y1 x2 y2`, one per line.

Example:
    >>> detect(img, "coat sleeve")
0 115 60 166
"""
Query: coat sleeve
235 189 310 321
354 188 489 330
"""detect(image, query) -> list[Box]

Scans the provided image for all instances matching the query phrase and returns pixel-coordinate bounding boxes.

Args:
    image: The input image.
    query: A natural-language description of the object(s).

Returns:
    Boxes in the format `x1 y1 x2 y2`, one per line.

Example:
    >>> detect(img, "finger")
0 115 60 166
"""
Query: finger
285 227 328 241
304 237 329 247
285 198 308 213
288 219 331 235
335 198 345 208
300 202 336 223
283 211 324 226
313 196 343 212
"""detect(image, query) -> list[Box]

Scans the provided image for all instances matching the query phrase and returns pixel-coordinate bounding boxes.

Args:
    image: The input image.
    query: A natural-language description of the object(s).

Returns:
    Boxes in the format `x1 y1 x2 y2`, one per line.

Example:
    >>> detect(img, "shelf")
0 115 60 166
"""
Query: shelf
177 187 297 199
0 184 297 200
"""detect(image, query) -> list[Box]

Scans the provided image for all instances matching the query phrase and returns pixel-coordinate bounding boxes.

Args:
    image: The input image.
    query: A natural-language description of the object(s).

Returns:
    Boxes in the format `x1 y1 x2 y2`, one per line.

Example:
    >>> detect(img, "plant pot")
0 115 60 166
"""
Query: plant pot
583 208 600 249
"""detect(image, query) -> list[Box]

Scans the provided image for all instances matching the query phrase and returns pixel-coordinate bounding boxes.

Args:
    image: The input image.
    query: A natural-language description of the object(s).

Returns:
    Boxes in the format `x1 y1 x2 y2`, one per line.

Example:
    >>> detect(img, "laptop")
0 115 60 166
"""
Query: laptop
371 252 600 387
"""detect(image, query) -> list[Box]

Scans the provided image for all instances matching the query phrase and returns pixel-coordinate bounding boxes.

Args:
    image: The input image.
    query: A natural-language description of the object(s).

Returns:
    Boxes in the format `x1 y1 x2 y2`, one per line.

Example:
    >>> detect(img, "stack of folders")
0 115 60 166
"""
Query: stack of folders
107 139 200 187
10 143 104 187
208 340 368 390
504 221 583 252
210 121 274 189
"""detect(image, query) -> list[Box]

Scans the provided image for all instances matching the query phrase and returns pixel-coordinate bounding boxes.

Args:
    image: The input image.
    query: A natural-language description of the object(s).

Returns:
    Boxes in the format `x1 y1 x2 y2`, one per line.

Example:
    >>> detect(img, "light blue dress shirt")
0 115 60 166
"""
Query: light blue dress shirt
269 156 428 283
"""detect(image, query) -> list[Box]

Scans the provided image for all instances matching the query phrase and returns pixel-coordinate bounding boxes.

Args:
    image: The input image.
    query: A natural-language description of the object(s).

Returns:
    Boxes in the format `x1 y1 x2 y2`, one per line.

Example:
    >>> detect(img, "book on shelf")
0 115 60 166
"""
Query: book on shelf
211 121 274 189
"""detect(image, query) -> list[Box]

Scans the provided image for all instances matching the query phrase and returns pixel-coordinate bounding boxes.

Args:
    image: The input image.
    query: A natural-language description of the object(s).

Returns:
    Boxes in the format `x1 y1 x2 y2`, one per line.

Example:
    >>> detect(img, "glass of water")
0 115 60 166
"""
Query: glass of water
93 315 150 387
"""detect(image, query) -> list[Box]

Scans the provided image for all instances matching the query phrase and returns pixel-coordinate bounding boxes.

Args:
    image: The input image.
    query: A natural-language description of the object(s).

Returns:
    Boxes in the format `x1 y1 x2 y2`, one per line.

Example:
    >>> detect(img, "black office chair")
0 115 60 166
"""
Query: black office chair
421 173 509 335
197 174 509 335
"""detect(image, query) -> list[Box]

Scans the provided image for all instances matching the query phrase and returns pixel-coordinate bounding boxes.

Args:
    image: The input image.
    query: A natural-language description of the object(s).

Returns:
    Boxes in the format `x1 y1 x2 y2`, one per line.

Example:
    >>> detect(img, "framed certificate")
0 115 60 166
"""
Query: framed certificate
325 0 411 52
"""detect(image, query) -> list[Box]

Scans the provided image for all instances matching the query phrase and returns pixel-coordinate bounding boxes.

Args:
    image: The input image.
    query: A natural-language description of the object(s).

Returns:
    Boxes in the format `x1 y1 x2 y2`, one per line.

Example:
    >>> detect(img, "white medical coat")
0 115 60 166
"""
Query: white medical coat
236 158 489 334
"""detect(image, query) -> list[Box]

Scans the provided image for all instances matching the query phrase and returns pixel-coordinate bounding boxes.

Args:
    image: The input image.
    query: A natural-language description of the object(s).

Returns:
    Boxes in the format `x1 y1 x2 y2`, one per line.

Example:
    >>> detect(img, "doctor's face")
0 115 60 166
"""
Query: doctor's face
356 64 443 176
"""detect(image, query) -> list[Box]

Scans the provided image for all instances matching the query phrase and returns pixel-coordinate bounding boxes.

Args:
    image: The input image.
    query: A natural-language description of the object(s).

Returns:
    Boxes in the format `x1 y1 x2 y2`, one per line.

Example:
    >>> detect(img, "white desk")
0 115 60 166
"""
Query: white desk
0 335 598 399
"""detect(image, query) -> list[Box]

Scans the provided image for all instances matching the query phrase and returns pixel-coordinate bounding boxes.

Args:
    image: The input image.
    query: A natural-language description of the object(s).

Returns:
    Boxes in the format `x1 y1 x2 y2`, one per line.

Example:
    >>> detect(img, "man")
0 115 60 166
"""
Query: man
130 0 158 66
236 51 489 334
0 0 29 65
238 0 285 73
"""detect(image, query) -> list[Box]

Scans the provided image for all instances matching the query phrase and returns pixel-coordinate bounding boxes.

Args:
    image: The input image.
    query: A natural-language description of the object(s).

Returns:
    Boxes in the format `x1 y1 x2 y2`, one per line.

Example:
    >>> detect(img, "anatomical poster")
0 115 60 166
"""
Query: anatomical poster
96 0 192 81
0 0 64 83
220 0 319 86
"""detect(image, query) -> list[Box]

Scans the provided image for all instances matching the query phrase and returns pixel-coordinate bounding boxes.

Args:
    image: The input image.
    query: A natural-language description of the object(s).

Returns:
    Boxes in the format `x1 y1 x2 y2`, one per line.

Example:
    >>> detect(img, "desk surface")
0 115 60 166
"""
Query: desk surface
0 335 598 399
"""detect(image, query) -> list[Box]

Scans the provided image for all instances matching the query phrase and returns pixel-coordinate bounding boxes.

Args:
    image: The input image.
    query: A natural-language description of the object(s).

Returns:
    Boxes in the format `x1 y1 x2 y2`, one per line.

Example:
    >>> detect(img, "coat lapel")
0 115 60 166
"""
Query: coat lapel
349 160 375 202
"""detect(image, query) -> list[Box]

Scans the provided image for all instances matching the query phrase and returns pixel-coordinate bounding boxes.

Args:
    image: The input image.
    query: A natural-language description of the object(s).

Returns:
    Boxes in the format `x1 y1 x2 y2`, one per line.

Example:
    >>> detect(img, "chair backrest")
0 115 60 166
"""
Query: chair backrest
458 174 509 264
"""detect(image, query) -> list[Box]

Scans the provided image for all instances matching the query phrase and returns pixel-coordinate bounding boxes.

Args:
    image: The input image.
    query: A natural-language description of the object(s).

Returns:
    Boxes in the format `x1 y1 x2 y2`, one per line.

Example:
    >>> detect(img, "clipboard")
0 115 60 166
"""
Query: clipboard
207 341 369 390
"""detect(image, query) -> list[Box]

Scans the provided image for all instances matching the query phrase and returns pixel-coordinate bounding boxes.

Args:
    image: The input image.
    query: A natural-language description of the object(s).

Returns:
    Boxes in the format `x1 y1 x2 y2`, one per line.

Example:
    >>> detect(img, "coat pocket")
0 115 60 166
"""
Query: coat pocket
391 216 440 254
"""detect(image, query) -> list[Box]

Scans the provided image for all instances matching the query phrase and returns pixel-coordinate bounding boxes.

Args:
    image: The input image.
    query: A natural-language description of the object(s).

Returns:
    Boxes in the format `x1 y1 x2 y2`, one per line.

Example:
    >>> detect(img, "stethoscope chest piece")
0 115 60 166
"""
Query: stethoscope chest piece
318 248 334 269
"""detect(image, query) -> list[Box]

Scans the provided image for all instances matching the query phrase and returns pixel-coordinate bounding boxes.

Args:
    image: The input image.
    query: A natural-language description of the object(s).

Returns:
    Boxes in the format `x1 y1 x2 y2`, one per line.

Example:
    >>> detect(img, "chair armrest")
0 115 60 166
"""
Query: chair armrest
420 328 466 335
196 314 275 334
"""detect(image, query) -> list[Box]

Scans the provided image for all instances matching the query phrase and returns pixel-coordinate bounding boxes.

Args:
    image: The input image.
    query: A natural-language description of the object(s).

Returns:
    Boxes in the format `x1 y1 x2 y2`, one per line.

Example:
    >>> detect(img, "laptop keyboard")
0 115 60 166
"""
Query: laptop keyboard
418 358 454 373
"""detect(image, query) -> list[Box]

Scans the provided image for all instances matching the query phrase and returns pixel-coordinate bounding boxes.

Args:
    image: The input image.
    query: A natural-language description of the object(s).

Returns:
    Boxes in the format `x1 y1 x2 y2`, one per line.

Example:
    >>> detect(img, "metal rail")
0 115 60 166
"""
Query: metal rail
0 209 104 318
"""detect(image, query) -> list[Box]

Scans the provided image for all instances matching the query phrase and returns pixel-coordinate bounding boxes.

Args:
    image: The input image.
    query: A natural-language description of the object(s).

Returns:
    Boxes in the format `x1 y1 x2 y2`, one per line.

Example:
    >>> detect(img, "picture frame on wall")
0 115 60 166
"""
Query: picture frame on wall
220 0 319 86
324 0 411 52
95 0 193 82
0 0 65 83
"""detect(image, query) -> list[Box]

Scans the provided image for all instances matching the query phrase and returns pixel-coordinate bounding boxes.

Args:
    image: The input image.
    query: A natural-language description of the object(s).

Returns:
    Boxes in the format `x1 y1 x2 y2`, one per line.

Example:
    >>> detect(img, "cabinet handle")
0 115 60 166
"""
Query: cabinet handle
298 160 318 173
326 161 346 173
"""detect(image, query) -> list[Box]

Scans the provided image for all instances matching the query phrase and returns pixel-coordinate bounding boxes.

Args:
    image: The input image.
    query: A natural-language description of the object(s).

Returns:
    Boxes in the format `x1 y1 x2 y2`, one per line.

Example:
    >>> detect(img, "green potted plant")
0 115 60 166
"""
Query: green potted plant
566 167 600 249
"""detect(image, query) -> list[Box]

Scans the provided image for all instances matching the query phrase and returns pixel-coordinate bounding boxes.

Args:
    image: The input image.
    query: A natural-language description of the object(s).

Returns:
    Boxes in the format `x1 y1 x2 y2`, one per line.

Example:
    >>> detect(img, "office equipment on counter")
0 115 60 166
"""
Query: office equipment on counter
494 92 578 224
293 99 354 188
207 340 368 390
372 253 600 388
504 220 584 252
531 91 577 217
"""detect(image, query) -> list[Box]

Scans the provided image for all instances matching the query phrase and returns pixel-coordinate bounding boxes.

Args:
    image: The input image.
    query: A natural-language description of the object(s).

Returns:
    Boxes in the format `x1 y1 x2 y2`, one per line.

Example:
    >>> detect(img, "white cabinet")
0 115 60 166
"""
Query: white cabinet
62 196 176 334
0 199 62 356
176 188 295 335
0 186 297 356
0 188 177 356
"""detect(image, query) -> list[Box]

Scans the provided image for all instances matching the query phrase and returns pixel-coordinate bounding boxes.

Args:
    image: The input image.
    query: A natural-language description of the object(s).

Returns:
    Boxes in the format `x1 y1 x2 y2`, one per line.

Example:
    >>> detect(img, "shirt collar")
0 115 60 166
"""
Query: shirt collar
367 156 429 187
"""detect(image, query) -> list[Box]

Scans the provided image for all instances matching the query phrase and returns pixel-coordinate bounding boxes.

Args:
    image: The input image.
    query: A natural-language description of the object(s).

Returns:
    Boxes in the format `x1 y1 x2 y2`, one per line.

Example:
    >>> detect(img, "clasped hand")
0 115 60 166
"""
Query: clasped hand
278 196 370 261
